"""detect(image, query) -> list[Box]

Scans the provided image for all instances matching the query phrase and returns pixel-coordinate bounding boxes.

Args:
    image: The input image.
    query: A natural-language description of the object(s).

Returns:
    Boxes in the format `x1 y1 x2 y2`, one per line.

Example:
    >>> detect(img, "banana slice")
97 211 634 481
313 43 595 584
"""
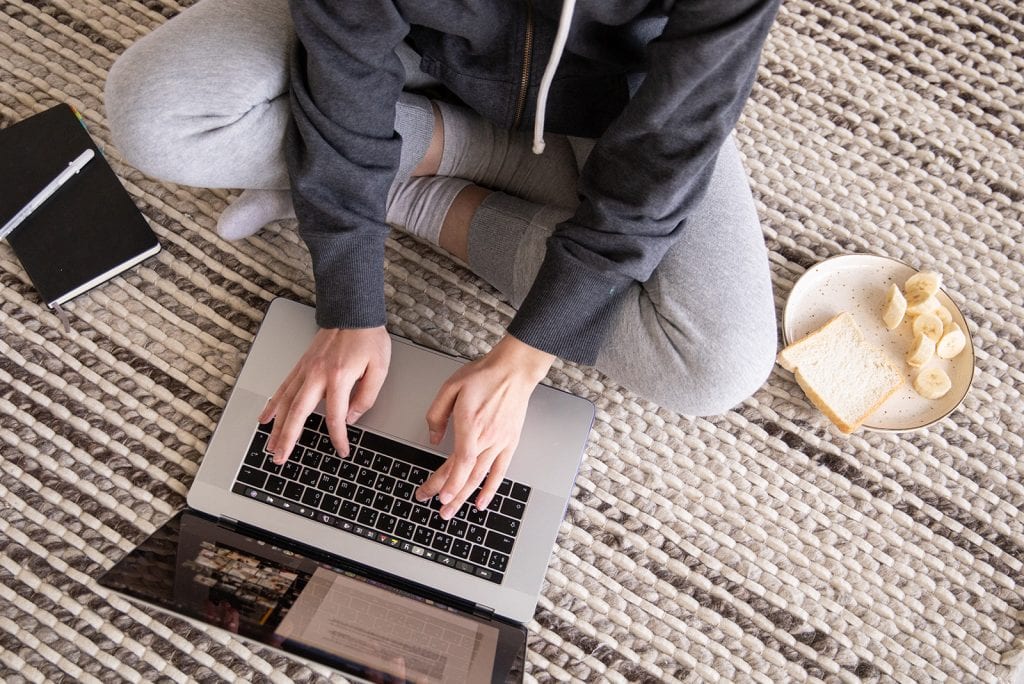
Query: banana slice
934 304 953 326
937 322 967 359
914 367 952 399
882 284 907 330
906 294 941 317
905 271 942 299
912 312 944 341
907 332 936 368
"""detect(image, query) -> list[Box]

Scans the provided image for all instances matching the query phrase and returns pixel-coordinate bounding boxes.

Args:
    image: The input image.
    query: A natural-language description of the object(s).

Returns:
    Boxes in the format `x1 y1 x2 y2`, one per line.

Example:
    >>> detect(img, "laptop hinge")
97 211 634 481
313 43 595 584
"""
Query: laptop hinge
473 603 496 619
217 515 239 531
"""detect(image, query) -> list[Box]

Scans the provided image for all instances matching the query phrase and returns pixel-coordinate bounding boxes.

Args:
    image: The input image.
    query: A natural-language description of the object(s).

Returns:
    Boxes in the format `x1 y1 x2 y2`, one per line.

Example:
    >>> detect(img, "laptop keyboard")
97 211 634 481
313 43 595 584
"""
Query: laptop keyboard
230 414 531 585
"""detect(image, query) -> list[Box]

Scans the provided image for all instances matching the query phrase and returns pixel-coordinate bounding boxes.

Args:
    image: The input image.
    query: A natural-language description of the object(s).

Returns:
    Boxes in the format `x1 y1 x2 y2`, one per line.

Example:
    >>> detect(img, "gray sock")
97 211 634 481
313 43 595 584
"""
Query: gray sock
216 189 295 240
386 176 472 245
435 101 579 209
466 192 573 304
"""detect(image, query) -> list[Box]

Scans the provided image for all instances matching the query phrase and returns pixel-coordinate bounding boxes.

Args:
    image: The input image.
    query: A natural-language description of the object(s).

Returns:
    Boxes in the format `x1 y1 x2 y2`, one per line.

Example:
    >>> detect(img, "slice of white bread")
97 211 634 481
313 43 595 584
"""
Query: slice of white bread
778 312 904 433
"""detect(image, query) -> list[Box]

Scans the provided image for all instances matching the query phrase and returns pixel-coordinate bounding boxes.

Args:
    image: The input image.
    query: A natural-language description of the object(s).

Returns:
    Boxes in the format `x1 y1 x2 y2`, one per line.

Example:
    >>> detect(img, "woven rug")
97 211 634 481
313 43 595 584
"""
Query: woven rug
1 1 1022 681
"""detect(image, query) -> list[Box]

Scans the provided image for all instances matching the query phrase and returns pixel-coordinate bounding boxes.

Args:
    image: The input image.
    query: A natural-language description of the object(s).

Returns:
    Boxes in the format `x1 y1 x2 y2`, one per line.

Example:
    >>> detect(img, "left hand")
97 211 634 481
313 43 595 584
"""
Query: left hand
416 335 555 519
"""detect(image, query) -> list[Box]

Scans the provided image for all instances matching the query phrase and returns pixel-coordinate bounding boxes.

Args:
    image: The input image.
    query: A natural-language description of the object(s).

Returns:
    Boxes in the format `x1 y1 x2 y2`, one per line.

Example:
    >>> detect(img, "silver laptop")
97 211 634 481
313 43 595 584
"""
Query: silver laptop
99 296 594 683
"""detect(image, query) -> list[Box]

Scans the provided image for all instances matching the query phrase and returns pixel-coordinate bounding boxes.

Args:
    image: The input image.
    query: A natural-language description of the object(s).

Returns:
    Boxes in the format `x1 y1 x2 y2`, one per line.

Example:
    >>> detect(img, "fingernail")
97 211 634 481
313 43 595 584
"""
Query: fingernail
439 492 453 505
440 507 453 520
415 491 430 503
477 495 492 510
274 455 286 466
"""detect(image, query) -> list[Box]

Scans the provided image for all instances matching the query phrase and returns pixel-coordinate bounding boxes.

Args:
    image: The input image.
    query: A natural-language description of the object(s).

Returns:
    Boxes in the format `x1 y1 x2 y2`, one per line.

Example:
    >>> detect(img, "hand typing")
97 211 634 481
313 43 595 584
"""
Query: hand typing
260 326 391 464
416 335 554 519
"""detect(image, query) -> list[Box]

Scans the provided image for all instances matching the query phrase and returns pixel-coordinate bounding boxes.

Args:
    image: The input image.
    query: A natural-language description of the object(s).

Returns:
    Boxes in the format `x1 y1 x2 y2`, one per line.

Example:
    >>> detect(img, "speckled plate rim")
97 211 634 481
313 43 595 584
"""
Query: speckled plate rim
782 253 976 433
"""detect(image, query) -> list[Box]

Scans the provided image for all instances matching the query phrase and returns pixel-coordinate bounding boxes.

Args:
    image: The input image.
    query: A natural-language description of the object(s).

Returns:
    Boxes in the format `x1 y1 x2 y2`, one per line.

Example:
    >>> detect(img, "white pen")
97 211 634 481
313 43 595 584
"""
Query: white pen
0 148 96 241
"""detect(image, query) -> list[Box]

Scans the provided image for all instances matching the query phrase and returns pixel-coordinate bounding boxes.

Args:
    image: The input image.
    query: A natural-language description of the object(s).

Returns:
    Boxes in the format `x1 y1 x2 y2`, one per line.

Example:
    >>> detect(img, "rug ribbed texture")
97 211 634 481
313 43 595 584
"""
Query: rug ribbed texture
1 1 1022 682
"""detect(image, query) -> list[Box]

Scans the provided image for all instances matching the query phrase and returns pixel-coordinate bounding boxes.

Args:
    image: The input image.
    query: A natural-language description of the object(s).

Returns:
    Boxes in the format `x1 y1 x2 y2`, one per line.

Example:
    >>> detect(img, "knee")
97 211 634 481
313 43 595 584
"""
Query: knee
104 41 187 181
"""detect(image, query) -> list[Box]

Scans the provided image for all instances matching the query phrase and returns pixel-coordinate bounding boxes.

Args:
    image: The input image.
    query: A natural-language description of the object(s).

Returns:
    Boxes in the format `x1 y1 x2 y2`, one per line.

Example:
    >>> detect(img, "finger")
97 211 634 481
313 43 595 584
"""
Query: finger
324 372 355 457
475 446 515 511
271 376 325 464
425 380 459 445
347 362 388 425
437 434 481 508
441 446 499 519
415 459 450 502
266 370 306 458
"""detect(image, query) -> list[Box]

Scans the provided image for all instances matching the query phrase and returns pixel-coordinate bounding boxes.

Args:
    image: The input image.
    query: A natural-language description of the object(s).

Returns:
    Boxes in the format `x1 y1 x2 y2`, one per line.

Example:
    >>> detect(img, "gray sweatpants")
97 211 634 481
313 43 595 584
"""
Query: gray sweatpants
104 0 777 416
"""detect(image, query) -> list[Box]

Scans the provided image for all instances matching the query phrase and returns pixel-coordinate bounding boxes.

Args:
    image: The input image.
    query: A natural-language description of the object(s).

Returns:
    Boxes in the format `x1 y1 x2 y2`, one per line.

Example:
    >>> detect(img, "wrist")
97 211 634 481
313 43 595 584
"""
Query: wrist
491 334 556 383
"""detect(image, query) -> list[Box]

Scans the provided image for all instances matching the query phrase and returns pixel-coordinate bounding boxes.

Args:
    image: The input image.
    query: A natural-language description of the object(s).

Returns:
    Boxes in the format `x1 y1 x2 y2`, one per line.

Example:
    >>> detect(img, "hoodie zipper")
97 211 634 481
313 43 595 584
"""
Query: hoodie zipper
512 0 535 129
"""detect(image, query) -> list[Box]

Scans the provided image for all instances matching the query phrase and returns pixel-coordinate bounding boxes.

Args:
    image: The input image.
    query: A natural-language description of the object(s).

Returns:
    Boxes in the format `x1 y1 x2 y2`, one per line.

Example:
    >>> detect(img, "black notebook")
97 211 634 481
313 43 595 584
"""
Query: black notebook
0 104 160 309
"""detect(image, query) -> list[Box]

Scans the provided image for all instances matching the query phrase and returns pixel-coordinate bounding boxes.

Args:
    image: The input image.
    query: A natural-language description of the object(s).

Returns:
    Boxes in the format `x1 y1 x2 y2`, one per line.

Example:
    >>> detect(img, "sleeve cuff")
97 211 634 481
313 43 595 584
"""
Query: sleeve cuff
506 245 632 365
303 229 389 330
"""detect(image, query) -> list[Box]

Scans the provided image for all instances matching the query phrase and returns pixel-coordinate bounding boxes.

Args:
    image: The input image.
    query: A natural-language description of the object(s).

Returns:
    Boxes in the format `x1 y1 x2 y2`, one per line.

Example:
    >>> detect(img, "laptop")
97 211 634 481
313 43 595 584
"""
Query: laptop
99 297 594 683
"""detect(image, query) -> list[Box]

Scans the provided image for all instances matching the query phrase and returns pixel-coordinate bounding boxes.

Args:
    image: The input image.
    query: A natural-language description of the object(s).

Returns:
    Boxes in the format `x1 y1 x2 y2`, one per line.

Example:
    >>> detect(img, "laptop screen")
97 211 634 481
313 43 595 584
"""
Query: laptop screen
98 511 525 683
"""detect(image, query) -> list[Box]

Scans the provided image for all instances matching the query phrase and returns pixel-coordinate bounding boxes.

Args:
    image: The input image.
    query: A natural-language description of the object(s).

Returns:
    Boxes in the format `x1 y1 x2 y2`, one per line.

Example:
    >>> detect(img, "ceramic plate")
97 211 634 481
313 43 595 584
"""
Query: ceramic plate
782 254 974 432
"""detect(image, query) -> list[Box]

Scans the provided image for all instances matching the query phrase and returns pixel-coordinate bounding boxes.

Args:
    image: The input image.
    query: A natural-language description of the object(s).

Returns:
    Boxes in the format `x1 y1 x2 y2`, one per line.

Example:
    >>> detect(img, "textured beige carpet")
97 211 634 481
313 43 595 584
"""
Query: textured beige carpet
1 0 1023 681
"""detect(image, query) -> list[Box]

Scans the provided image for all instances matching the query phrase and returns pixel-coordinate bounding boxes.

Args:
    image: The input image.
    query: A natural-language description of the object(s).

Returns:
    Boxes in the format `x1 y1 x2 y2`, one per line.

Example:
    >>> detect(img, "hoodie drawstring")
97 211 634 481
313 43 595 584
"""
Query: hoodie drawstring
532 0 576 154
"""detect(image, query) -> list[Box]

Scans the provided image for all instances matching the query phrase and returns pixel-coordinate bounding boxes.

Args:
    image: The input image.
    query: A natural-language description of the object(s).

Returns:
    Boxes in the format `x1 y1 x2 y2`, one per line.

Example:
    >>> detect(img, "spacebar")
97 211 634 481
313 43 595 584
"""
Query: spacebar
359 431 445 471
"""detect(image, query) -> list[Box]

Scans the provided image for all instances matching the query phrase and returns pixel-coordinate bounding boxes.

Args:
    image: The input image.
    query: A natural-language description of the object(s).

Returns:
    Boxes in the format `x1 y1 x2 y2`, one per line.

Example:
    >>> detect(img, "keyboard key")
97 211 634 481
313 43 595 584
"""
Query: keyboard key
395 520 416 540
485 494 504 513
352 448 374 467
321 456 341 475
374 475 396 494
339 501 360 520
357 508 379 528
500 497 526 520
356 467 377 487
251 431 269 451
299 467 321 487
301 488 323 508
236 466 267 489
488 552 509 572
466 525 486 545
431 533 453 553
261 454 282 475
447 519 468 538
455 560 475 574
301 449 322 470
244 449 264 467
353 486 375 506
298 429 319 448
475 567 497 582
283 481 305 502
316 434 336 457
469 545 490 566
378 514 397 534
373 493 394 513
319 474 339 494
257 419 274 433
282 461 302 481
390 461 411 481
339 460 359 480
451 540 472 559
413 526 434 546
409 466 430 485
466 508 488 526
486 512 520 536
485 530 515 555
304 413 323 432
394 481 415 501
265 475 286 495
372 453 393 473
338 480 357 500
497 480 512 497
321 494 341 515
391 500 413 519
346 425 363 445
410 506 431 526
510 483 531 502
427 512 448 532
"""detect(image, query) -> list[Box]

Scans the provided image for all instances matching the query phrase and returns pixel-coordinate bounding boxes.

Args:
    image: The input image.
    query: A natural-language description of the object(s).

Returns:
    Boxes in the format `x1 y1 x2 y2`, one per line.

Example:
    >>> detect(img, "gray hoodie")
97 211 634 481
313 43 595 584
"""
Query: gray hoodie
287 0 781 364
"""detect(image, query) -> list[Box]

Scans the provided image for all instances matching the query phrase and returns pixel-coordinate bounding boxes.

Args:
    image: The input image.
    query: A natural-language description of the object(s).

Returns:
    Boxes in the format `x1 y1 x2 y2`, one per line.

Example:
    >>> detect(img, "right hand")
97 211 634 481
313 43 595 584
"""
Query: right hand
259 326 391 463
